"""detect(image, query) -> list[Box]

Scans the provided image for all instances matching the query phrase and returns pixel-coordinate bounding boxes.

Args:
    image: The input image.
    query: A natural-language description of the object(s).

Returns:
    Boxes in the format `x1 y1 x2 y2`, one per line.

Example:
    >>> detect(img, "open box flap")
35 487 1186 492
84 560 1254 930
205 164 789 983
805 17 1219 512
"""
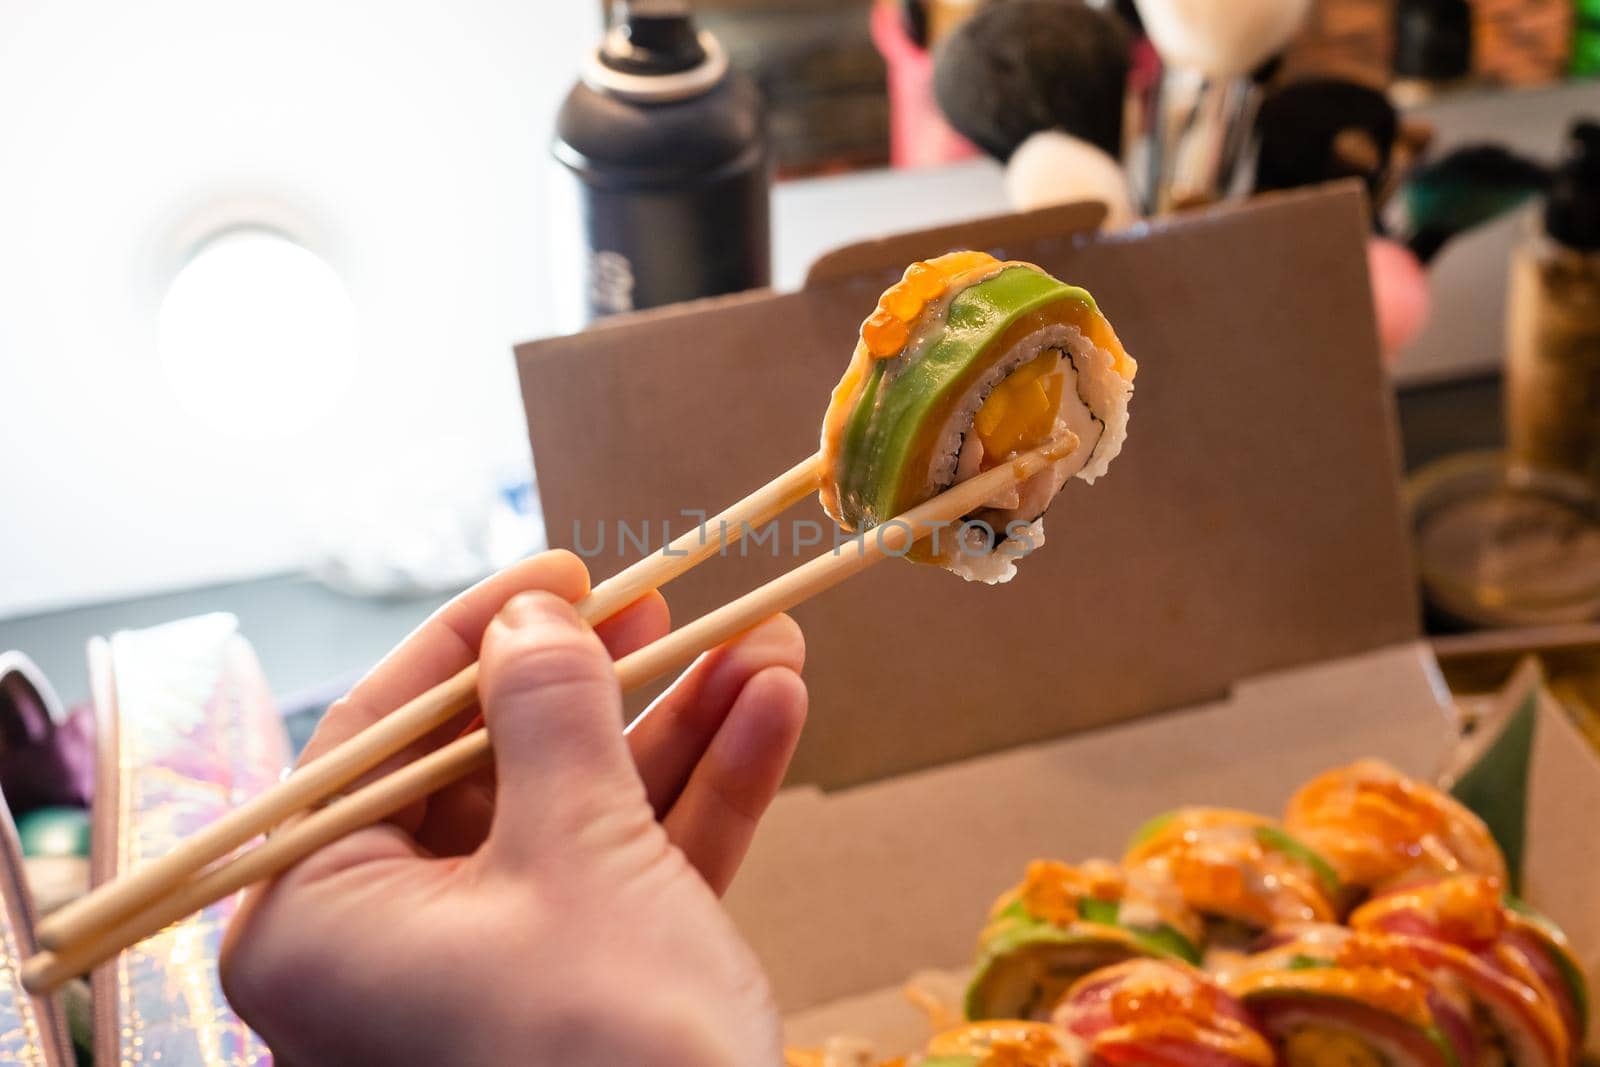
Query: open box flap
1527 683 1600 1043
516 183 1419 790
804 201 1105 287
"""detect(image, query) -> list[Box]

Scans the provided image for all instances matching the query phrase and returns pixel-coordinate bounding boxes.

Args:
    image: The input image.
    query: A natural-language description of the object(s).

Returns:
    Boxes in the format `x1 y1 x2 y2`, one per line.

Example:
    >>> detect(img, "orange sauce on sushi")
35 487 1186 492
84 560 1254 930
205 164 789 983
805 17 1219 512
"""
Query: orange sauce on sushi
1082 962 1276 1065
1285 762 1508 888
1352 876 1506 946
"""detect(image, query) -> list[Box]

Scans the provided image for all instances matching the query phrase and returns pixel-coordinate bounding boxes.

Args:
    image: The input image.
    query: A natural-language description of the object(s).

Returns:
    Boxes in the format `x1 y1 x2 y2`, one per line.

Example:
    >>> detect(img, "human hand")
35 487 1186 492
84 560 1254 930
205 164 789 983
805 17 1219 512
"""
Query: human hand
220 550 807 1066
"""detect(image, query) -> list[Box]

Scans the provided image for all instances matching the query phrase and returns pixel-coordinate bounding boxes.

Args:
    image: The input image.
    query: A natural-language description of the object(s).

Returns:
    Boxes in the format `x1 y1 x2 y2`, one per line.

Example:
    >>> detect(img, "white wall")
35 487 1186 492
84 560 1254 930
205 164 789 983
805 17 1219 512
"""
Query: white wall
0 0 600 617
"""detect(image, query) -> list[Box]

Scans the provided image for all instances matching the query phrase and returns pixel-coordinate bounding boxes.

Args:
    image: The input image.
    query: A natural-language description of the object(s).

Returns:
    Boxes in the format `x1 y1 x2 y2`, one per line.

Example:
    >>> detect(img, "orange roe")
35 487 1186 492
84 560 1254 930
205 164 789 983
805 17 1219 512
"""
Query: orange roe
858 251 1002 359
862 309 910 358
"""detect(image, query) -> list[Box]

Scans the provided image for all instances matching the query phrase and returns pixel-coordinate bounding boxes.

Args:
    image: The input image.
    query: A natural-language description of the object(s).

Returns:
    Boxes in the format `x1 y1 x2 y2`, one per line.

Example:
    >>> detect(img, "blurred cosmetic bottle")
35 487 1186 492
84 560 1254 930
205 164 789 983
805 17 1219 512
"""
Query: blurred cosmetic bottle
1391 0 1474 104
1508 121 1600 489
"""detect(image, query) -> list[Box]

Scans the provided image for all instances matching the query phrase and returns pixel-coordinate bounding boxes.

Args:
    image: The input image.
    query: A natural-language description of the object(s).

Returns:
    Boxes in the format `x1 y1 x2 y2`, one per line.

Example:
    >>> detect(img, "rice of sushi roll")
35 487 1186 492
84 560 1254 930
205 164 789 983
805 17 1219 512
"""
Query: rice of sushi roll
820 251 1136 583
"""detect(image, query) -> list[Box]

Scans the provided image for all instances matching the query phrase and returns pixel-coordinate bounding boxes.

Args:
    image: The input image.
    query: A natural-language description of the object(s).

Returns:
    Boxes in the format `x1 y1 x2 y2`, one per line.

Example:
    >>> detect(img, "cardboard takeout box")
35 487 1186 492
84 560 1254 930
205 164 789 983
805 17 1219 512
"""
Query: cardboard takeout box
515 185 1600 1056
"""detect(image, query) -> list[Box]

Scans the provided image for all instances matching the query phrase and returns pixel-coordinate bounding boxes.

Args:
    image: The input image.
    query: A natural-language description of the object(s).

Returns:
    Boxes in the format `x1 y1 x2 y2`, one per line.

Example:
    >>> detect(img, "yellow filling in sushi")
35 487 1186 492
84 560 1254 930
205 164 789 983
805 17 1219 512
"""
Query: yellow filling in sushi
973 352 1065 462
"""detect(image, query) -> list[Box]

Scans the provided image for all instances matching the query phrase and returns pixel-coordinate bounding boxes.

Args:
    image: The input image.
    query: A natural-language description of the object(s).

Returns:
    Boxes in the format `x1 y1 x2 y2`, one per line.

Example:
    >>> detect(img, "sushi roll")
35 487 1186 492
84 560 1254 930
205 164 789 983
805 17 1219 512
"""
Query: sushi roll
1500 899 1590 1054
965 860 1203 1021
1284 761 1508 895
1122 808 1341 947
819 251 1136 583
910 1020 1080 1066
1051 959 1276 1066
1226 925 1477 1067
1352 876 1586 1058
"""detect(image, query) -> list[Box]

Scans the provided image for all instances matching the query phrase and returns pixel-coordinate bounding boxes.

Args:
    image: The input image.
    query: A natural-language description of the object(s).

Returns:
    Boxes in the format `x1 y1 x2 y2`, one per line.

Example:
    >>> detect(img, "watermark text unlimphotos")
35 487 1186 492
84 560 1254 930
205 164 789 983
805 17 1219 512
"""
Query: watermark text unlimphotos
570 513 1040 560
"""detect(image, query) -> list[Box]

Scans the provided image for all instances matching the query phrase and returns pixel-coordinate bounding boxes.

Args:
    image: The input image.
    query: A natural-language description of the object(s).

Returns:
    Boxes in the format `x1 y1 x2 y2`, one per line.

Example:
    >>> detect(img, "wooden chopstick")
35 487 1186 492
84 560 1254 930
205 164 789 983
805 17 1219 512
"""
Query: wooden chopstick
32 452 824 955
21 434 1075 994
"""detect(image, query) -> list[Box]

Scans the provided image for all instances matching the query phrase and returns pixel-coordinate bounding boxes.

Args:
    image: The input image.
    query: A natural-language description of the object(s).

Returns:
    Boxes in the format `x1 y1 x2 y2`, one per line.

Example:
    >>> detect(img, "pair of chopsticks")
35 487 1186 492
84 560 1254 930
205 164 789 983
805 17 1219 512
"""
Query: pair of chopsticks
21 433 1077 995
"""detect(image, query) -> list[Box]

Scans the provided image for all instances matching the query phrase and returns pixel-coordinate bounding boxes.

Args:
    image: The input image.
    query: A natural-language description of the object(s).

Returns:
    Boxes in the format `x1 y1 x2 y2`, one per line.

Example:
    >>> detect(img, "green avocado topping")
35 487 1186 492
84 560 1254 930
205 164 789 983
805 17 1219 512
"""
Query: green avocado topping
833 266 1096 529
1504 894 1589 1035
966 900 1204 1019
1427 1023 1465 1067
1129 923 1202 964
1078 896 1119 926
1254 825 1343 899
1127 811 1177 850
978 913 1101 962
1286 953 1333 971
1004 890 1201 965
1426 1025 1465 1067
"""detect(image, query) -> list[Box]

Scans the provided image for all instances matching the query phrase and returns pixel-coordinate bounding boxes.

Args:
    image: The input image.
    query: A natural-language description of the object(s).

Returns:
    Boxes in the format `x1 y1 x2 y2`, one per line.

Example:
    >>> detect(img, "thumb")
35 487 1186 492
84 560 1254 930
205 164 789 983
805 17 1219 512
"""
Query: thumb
477 590 644 870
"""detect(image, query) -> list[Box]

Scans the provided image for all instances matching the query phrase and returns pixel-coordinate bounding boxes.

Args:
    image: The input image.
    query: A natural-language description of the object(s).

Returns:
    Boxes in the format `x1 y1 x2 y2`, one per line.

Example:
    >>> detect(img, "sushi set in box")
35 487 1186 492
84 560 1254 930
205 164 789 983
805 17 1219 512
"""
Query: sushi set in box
516 184 1600 1064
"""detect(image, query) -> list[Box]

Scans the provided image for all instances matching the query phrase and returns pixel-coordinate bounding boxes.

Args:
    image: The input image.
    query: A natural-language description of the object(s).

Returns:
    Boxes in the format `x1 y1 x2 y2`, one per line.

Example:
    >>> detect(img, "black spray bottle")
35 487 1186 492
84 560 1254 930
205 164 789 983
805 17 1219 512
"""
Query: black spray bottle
551 1 771 330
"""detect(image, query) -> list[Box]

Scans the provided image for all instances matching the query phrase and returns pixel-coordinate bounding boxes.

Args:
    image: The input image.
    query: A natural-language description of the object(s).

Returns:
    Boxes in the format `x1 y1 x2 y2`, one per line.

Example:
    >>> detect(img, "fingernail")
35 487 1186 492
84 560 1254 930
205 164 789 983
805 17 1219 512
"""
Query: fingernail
743 615 805 666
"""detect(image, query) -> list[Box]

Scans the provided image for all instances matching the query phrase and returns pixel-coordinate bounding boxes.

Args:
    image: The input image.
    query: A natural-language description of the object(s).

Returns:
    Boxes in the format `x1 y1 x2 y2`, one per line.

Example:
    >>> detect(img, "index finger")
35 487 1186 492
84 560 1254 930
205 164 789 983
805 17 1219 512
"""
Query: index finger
298 550 591 766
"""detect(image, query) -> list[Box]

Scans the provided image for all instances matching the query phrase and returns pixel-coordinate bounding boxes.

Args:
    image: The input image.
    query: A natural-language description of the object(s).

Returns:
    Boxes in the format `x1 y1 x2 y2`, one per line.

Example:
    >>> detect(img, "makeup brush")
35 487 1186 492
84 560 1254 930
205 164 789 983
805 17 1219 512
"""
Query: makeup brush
932 0 1135 222
1005 130 1137 226
1132 0 1312 78
1133 0 1311 211
933 0 1132 161
1402 145 1551 263
1254 79 1399 207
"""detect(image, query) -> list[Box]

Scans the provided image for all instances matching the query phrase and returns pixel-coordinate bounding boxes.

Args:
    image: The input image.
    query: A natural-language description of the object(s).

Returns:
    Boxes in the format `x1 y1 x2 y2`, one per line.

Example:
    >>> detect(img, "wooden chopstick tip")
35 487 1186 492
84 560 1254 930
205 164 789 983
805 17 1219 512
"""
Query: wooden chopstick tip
20 951 66 996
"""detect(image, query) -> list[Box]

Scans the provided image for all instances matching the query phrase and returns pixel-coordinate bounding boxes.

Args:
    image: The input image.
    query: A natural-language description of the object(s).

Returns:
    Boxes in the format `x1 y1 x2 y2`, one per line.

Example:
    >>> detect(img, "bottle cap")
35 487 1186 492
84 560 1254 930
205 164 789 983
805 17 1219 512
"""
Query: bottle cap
1393 0 1472 81
1546 120 1600 250
585 2 728 103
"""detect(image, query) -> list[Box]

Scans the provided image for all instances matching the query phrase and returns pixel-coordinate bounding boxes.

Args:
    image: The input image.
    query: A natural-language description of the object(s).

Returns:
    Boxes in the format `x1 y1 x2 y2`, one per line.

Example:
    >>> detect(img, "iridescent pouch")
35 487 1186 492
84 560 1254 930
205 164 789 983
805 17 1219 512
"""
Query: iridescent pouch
87 614 291 1066
0 788 73 1066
